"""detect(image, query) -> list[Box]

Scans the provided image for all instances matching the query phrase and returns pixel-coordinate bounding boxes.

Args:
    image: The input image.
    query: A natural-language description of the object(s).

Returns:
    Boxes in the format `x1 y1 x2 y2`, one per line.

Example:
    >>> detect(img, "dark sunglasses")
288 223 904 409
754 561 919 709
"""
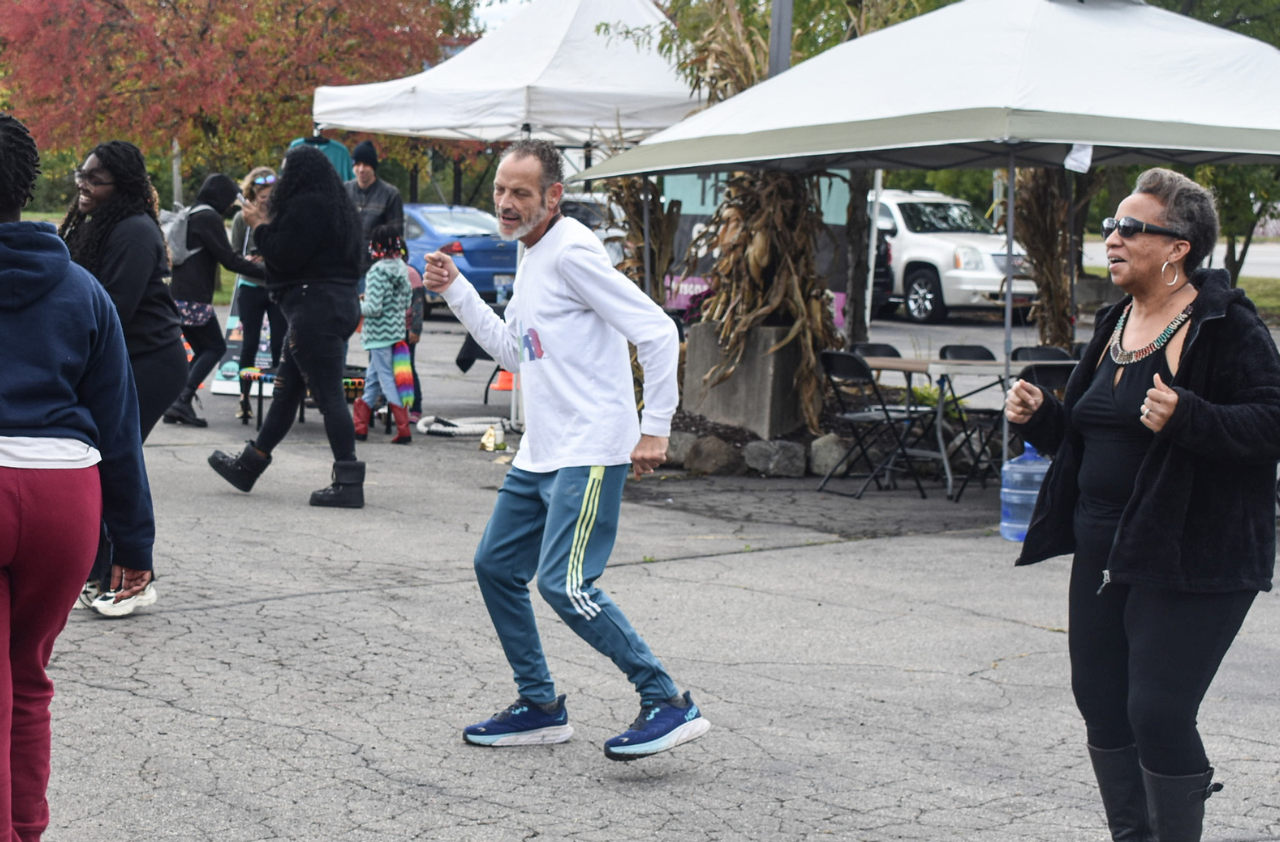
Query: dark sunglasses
1102 216 1187 241
252 174 277 186
73 168 115 188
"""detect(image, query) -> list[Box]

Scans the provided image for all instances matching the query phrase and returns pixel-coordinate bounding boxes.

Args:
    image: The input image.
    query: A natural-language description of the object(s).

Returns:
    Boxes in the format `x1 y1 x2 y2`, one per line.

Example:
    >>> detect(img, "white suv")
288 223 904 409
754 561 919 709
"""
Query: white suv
872 190 1035 324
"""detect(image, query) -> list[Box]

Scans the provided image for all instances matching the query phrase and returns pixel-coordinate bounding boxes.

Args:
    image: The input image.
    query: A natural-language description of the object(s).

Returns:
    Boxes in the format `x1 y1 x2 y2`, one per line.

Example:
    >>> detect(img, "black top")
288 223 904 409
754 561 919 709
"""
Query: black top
252 193 362 291
169 208 265 302
1072 351 1168 519
96 214 183 357
1014 269 1280 593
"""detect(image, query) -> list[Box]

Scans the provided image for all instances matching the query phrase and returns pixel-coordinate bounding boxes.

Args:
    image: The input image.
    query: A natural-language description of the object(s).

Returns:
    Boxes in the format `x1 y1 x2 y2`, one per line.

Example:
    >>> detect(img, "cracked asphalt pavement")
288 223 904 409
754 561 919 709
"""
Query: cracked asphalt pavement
46 321 1280 841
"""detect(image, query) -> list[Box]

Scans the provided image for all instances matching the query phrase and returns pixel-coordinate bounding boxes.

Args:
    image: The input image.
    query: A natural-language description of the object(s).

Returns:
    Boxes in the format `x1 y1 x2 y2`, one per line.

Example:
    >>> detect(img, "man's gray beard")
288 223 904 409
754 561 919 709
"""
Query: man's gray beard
499 199 550 241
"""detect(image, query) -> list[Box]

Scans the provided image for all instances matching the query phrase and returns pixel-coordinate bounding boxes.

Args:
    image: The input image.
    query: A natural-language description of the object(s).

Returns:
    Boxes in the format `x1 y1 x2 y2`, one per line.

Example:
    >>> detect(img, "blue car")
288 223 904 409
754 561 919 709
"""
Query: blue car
403 204 518 313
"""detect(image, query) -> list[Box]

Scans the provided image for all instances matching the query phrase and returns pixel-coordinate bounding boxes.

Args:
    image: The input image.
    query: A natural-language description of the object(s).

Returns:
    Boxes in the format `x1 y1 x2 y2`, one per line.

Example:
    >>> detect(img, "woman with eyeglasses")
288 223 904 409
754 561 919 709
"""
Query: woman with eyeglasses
229 167 287 420
162 172 267 427
1005 168 1280 842
59 140 185 616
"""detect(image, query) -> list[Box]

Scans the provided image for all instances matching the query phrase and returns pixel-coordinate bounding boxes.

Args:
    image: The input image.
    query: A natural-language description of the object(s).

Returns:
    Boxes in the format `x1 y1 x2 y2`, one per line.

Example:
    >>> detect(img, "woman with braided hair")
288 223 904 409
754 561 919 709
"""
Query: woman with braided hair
1 113 156 841
59 140 183 615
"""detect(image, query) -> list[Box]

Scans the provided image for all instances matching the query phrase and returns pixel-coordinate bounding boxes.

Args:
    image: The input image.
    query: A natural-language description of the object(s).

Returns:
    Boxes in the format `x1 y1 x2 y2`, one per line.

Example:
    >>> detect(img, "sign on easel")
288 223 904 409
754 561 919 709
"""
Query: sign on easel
210 280 277 396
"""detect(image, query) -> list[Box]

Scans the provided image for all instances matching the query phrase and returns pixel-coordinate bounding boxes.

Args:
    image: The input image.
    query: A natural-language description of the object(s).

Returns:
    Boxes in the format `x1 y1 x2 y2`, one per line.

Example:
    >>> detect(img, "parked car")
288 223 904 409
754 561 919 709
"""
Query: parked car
403 204 517 313
559 192 630 266
871 190 1035 324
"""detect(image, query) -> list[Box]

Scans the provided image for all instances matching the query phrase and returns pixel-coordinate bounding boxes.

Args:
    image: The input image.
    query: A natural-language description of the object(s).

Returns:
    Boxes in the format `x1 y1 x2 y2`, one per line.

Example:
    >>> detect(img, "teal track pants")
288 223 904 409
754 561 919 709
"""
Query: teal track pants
473 464 678 705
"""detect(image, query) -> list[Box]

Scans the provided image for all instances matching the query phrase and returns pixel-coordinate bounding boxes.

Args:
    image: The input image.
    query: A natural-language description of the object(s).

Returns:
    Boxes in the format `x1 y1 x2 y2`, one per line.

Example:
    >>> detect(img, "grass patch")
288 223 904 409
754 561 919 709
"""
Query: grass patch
1085 266 1280 323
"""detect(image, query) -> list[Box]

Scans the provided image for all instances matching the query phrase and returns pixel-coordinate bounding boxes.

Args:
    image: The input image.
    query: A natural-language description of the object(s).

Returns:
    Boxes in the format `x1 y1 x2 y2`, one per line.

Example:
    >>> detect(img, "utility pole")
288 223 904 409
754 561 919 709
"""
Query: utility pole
768 0 793 78
171 139 183 209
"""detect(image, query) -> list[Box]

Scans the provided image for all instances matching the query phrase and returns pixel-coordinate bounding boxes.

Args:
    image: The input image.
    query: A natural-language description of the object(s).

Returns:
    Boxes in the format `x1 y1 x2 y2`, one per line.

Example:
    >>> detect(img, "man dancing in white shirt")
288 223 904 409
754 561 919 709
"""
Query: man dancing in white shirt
424 140 709 761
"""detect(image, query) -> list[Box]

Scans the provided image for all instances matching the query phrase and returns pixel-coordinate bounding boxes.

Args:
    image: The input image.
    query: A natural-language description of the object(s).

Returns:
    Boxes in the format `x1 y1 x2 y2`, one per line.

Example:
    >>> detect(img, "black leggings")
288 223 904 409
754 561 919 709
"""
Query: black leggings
237 283 286 381
1069 514 1256 776
89 338 186 586
181 316 226 394
255 283 360 462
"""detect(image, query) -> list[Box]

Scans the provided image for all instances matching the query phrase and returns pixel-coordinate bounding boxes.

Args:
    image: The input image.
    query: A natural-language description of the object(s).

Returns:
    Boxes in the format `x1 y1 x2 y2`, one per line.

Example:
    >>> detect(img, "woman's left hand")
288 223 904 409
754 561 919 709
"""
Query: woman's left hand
1140 373 1178 433
110 566 153 602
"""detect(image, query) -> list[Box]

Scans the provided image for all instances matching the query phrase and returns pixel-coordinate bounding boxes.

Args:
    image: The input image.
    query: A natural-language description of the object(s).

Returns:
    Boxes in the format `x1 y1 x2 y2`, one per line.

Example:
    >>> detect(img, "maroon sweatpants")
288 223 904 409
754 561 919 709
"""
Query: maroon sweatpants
0 466 101 842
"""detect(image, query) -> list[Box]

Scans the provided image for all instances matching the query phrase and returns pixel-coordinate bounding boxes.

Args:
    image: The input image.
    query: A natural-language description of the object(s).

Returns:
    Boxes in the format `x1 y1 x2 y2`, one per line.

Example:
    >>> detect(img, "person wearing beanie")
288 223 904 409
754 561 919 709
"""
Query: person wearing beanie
345 140 403 274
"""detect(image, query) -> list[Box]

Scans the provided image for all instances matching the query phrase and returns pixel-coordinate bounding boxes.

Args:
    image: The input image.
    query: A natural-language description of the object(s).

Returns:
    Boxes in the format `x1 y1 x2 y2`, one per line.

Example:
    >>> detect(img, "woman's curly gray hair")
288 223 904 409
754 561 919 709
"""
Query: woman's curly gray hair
1133 168 1219 273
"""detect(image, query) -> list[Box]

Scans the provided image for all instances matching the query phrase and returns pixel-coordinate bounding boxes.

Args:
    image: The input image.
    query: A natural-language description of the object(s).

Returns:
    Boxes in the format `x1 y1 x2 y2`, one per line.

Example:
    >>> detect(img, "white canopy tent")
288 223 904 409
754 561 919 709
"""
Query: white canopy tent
577 0 1280 178
575 0 1280 469
312 0 701 145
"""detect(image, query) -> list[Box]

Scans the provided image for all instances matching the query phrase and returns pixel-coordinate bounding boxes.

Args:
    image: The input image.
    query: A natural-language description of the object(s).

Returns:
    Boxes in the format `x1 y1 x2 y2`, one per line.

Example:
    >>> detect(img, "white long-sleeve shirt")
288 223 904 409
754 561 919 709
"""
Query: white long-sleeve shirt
442 216 679 473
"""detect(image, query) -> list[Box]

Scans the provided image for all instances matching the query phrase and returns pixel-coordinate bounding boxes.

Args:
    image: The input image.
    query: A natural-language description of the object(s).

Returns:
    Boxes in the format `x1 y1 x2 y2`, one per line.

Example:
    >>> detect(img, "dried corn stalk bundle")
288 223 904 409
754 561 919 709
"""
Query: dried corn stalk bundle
1014 167 1101 348
686 169 841 432
601 175 683 305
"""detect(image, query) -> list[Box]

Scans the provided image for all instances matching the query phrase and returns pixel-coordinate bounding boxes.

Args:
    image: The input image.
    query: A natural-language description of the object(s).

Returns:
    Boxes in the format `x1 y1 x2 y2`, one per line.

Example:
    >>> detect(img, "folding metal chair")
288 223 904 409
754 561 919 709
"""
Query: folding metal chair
1012 345 1072 362
817 350 932 499
938 345 1005 502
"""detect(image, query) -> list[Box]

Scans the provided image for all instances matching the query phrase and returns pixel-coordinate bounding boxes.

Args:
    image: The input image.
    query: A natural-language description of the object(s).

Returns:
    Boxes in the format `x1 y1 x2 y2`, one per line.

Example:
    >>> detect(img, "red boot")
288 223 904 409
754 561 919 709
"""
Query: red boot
352 398 372 441
390 404 413 444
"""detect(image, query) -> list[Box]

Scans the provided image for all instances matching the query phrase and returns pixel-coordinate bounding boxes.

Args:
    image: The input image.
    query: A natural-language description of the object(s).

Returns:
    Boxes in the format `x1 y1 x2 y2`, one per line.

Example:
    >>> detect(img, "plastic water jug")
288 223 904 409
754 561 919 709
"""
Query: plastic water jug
1000 443 1050 542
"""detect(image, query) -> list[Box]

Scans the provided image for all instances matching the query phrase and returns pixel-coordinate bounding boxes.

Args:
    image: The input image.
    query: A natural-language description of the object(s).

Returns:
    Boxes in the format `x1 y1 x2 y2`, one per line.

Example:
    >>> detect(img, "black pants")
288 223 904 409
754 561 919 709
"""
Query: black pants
89 338 186 587
237 283 286 383
409 340 422 411
1069 511 1256 776
255 283 360 462
181 316 226 394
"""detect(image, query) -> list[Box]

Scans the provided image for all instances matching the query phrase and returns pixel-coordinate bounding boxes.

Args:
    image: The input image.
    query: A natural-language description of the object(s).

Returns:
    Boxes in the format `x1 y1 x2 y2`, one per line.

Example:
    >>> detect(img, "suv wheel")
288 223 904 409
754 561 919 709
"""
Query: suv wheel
905 269 947 324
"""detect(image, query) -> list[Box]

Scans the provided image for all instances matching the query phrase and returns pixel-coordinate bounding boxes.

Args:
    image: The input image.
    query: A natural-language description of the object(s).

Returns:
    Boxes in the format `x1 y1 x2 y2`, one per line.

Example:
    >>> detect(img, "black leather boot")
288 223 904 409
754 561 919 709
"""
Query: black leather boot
208 443 272 492
164 389 209 427
1143 765 1221 842
1088 744 1151 841
309 460 365 508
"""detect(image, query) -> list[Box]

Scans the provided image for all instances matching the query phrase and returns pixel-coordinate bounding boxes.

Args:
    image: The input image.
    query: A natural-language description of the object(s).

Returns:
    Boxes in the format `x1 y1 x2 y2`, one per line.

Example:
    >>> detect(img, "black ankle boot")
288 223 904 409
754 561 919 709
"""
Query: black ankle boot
1143 764 1221 842
1088 744 1151 841
208 443 272 492
310 460 365 508
164 389 208 427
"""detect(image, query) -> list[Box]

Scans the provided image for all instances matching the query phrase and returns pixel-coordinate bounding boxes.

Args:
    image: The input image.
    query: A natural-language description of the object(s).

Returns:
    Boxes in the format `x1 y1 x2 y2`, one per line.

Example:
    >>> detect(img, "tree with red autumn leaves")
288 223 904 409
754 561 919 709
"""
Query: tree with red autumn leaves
0 0 479 168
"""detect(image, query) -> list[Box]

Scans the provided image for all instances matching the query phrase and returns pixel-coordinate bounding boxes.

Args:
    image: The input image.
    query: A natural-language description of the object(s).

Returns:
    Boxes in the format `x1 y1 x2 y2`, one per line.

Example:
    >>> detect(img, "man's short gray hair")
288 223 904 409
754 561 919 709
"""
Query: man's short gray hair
501 139 563 195
1132 168 1220 273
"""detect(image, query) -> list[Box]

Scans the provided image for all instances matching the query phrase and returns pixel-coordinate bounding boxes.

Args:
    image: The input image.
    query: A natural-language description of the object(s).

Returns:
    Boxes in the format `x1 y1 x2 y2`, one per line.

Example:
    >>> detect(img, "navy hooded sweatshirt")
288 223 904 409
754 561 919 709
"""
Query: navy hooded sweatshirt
0 221 155 571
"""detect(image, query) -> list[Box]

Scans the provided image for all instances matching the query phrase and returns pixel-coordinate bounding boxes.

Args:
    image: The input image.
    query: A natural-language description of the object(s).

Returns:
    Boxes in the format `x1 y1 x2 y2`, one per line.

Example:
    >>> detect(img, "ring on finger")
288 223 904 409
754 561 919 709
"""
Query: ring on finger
1140 404 1149 416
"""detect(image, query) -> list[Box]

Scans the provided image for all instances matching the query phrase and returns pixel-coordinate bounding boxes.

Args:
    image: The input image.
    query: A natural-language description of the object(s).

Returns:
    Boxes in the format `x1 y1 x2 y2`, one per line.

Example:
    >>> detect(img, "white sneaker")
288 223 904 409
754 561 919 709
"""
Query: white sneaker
73 582 101 610
90 582 158 618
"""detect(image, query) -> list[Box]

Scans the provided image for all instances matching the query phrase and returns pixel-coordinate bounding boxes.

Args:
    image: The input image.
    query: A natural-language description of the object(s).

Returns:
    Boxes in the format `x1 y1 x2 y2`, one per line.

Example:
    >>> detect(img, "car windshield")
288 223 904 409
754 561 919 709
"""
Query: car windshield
897 202 994 234
561 200 612 229
421 210 499 237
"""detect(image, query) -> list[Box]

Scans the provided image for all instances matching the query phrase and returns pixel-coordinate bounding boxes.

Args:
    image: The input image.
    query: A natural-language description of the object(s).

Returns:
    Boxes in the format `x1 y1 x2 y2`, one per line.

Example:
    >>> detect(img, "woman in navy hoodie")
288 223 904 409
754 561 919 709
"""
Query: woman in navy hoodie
0 114 155 841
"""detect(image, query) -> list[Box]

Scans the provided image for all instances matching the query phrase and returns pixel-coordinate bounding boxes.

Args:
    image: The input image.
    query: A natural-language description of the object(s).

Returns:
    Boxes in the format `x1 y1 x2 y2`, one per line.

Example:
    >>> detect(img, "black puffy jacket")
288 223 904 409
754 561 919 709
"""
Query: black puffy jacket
1015 269 1280 593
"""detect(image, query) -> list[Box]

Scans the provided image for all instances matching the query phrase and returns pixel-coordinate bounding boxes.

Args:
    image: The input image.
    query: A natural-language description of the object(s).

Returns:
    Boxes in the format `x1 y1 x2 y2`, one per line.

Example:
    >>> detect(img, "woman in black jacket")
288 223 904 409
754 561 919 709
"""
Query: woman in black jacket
163 173 267 426
1006 168 1280 842
59 139 184 616
208 144 366 507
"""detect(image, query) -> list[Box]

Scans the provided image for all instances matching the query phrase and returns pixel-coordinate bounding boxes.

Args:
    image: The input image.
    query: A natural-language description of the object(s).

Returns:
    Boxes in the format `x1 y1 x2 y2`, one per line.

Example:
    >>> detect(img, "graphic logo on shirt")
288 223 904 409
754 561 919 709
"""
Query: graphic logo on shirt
520 324 545 362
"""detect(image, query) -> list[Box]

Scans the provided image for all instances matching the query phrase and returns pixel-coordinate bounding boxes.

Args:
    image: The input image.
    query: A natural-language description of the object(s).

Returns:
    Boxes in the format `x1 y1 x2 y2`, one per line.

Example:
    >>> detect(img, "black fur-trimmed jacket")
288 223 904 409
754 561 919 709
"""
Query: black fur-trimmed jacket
1014 268 1280 593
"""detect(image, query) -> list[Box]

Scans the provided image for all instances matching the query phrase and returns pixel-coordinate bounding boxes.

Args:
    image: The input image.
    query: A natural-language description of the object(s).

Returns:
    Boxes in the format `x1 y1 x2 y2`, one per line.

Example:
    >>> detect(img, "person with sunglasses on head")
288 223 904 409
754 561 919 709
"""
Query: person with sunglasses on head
229 167 287 420
162 172 267 427
59 140 185 616
1005 167 1280 842
1 113 156 840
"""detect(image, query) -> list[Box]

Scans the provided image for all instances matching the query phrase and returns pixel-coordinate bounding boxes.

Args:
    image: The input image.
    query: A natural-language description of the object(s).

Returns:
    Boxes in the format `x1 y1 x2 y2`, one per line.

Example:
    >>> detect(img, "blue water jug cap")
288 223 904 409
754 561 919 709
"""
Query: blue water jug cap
1023 442 1038 459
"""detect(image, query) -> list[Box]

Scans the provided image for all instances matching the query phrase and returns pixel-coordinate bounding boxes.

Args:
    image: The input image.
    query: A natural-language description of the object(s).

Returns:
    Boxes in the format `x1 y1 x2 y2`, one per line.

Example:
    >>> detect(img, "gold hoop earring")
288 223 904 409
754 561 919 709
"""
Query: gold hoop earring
1161 261 1179 287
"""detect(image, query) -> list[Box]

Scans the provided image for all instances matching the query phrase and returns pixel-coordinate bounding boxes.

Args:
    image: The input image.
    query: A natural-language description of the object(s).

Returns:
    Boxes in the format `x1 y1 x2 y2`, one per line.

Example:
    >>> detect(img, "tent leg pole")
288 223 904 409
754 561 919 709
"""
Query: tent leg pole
642 177 653 301
864 169 883 339
1069 171 1076 344
1003 149 1016 470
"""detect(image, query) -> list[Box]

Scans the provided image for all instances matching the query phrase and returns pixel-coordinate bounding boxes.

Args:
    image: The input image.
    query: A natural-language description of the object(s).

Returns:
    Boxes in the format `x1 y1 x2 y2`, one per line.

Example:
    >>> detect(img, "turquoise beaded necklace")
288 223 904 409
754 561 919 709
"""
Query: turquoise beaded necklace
1109 301 1194 366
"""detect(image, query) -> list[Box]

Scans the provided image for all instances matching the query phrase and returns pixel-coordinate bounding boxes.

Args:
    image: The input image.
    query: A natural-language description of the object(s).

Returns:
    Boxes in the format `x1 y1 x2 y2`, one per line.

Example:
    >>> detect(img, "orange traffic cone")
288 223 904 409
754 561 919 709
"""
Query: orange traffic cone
490 369 514 392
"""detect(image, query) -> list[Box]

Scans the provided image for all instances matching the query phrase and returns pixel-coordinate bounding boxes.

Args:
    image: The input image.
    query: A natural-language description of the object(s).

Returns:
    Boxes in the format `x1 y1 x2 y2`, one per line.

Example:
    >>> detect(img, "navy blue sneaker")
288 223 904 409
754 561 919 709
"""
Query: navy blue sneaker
463 695 573 747
603 691 711 761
